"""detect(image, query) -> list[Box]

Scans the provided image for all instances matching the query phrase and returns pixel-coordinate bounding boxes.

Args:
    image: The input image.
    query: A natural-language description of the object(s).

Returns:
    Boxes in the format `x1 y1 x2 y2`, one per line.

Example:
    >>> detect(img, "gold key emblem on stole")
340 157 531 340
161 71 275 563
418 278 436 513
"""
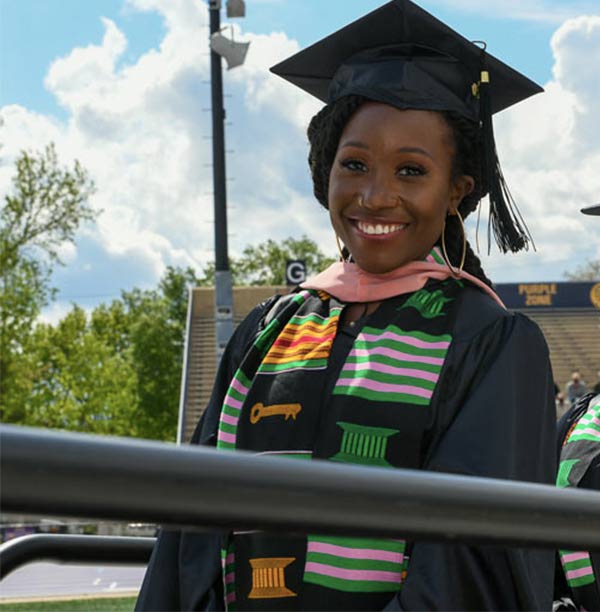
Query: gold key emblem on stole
249 402 302 424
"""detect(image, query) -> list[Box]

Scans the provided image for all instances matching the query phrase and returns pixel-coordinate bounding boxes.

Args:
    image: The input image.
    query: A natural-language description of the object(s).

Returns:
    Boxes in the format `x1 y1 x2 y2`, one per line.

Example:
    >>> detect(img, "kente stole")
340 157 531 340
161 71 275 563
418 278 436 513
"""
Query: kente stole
216 277 465 611
556 395 600 609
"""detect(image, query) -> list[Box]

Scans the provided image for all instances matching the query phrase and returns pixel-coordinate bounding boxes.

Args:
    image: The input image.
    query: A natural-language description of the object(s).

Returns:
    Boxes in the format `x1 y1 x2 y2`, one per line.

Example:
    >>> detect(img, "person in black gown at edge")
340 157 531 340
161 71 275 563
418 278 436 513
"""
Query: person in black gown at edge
136 1 557 610
552 204 600 612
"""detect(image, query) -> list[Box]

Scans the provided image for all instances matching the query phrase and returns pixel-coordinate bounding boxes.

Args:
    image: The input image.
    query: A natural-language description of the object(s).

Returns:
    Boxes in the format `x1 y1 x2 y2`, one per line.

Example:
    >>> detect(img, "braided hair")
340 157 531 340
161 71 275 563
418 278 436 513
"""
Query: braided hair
307 96 493 287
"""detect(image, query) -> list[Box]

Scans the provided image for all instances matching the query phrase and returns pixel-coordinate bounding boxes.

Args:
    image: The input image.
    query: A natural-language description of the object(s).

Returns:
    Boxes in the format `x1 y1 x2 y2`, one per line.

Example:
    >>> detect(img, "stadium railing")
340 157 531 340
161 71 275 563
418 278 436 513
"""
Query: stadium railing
0 533 155 579
1 424 600 577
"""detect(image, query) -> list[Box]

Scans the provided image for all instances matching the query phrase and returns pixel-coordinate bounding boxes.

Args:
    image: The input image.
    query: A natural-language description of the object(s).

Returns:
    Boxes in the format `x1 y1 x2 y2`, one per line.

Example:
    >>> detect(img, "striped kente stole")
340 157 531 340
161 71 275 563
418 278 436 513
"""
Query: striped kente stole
215 277 463 610
557 395 600 608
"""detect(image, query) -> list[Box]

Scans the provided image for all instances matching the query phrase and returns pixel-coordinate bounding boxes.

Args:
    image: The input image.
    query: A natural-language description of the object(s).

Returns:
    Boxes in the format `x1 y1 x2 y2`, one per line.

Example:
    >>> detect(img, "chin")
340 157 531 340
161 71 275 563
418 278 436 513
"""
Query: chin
354 258 407 275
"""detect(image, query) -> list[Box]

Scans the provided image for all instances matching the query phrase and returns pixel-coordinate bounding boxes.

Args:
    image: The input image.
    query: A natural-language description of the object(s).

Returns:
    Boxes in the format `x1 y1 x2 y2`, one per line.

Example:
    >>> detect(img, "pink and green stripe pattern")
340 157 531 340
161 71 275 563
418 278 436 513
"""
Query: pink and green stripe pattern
333 325 451 405
560 550 596 588
303 535 406 593
216 291 314 451
221 546 237 610
565 402 600 444
217 370 252 450
424 246 445 265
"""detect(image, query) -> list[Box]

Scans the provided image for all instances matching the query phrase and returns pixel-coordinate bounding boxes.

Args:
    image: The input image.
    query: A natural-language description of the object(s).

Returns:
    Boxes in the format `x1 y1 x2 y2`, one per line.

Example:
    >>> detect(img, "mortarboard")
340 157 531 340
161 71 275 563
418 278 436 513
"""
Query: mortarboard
581 205 600 216
271 0 543 253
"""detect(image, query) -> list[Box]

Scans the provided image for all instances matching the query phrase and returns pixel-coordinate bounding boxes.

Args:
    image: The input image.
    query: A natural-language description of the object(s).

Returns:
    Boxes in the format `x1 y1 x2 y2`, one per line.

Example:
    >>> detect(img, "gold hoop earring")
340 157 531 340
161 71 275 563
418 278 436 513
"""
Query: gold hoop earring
336 234 347 262
441 209 466 276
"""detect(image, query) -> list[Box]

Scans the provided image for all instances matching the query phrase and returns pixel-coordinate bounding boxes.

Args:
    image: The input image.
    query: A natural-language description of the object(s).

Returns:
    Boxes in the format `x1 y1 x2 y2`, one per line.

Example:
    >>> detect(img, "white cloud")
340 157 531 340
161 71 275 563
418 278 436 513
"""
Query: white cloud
227 28 321 131
551 15 600 151
37 301 81 326
45 18 127 113
480 15 600 279
56 241 78 265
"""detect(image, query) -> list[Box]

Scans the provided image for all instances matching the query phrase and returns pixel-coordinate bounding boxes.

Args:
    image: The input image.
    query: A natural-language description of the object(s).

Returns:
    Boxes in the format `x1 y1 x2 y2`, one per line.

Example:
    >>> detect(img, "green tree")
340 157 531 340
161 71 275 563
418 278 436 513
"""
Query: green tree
4 266 198 441
564 259 600 281
17 307 139 435
1 144 96 420
124 266 200 440
198 236 335 286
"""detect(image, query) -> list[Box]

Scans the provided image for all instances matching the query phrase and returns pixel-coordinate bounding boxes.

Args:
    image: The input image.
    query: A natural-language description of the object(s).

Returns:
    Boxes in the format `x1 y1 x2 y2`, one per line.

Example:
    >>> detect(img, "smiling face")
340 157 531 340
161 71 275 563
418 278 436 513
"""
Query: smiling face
328 103 474 274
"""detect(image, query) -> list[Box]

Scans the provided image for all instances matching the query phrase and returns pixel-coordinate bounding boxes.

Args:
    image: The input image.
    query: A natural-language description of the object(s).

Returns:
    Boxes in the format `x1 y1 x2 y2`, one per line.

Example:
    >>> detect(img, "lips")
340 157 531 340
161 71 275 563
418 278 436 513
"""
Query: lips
355 219 408 236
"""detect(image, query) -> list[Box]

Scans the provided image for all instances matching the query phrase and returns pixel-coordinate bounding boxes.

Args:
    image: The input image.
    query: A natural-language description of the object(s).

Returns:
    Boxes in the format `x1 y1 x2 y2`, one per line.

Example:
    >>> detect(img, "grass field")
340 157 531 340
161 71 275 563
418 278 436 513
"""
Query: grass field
0 596 136 611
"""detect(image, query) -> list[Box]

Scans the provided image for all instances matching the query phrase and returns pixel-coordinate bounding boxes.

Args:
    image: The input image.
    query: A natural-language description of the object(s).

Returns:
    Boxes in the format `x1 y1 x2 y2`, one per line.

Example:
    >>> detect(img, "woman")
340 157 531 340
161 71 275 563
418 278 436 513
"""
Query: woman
137 1 556 609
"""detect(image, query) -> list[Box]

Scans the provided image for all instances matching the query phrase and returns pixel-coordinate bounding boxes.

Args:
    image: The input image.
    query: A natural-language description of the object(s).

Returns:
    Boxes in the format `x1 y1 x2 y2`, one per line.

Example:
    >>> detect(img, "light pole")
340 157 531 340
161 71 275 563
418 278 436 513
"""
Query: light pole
207 0 248 364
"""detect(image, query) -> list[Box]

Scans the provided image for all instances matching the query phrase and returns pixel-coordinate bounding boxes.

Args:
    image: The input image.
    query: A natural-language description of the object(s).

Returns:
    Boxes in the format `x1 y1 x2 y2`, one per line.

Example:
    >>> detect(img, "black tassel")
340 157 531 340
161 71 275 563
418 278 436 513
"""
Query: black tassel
479 64 534 254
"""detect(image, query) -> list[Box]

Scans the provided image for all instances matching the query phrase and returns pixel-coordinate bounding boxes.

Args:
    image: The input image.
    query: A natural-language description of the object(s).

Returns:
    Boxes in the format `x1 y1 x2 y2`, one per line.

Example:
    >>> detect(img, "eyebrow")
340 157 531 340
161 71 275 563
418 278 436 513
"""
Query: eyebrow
339 141 434 159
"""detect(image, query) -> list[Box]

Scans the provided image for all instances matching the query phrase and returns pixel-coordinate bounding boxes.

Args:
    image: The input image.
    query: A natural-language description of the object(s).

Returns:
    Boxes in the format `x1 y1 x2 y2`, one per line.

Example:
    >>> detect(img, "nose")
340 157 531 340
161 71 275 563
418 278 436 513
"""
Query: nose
362 172 401 210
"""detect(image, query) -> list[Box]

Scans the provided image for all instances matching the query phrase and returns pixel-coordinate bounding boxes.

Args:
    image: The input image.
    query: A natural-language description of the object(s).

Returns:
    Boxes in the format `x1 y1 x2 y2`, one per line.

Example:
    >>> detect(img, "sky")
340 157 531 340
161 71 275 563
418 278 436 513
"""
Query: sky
1 0 599 323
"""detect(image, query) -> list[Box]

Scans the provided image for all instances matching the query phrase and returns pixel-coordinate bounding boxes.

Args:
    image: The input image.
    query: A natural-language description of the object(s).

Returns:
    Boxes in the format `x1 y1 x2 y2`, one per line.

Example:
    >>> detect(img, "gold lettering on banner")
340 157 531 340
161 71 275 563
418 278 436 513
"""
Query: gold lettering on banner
248 557 297 599
591 283 600 309
518 283 558 307
250 403 302 424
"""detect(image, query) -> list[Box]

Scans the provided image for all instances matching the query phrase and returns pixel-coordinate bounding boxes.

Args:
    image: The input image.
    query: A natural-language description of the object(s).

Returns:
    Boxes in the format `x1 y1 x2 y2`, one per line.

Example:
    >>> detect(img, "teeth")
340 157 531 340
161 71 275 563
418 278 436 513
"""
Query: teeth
357 221 405 235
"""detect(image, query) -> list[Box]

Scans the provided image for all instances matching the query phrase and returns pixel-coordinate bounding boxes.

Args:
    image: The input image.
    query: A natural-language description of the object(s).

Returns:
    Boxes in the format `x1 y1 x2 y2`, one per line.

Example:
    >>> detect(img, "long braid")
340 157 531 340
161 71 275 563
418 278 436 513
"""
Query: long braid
307 100 493 287
440 111 493 287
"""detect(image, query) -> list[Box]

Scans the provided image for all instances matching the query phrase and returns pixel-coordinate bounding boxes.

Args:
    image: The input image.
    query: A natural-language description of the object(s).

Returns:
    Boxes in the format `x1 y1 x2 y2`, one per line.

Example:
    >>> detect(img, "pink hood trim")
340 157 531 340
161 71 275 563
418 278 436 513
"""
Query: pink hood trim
301 261 505 309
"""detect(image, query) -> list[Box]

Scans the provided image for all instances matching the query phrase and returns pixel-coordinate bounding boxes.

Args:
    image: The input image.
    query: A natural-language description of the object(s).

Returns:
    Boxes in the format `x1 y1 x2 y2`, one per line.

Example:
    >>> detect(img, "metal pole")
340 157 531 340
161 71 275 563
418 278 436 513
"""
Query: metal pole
3 425 600 552
176 285 195 444
209 0 234 364
0 534 155 579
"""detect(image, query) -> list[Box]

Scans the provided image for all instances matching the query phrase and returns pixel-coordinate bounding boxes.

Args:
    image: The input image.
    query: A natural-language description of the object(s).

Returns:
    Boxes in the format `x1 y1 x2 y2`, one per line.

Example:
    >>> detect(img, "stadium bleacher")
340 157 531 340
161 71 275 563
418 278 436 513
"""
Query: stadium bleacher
526 310 599 393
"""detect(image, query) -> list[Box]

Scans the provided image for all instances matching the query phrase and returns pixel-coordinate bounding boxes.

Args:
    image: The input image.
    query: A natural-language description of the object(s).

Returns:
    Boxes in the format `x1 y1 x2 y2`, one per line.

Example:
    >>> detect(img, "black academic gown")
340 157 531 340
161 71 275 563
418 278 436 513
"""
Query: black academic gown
553 395 600 611
136 285 556 611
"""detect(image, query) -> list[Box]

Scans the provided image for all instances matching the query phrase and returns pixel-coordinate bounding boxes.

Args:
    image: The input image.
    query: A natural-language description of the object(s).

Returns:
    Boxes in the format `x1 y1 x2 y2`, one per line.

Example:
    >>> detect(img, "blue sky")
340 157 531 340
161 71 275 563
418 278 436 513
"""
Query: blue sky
1 0 599 320
1 0 163 118
1 0 558 116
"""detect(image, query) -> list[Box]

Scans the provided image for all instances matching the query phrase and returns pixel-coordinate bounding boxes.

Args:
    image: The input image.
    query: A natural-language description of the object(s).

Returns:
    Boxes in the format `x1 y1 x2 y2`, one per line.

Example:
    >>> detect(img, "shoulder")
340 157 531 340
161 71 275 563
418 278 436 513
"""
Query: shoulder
229 293 286 353
452 284 547 351
557 393 599 445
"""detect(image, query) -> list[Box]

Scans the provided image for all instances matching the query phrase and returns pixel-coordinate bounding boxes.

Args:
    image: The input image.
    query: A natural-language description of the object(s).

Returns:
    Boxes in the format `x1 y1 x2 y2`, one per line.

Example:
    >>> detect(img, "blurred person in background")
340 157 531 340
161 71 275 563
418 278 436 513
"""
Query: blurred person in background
566 371 588 406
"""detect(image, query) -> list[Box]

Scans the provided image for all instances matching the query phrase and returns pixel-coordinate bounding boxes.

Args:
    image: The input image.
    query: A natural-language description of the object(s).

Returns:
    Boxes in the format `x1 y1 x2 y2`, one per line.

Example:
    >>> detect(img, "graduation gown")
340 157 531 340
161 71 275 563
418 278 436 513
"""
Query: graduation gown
136 280 556 611
553 394 600 610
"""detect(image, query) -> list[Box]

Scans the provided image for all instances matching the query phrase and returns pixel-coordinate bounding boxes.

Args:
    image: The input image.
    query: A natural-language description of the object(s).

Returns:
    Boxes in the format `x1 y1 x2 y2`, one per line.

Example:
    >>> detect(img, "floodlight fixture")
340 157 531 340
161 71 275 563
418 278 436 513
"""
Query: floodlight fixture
210 31 250 69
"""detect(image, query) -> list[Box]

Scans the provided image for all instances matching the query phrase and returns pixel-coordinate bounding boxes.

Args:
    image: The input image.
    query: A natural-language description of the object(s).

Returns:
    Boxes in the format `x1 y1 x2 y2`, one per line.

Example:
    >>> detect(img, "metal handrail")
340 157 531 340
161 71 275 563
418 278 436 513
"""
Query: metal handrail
2 424 600 553
0 534 155 579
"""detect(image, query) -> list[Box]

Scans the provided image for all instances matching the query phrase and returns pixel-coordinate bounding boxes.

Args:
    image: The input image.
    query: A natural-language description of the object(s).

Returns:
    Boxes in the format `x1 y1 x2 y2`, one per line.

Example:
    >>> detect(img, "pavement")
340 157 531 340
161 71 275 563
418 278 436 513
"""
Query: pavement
0 562 145 601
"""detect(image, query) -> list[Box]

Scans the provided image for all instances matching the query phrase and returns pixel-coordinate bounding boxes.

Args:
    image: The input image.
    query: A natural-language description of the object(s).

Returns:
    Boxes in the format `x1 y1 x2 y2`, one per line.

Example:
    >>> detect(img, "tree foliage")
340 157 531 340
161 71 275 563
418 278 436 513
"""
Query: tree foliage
564 259 600 281
123 266 199 439
1 144 96 420
198 235 335 286
14 307 138 435
3 266 199 441
1 143 96 268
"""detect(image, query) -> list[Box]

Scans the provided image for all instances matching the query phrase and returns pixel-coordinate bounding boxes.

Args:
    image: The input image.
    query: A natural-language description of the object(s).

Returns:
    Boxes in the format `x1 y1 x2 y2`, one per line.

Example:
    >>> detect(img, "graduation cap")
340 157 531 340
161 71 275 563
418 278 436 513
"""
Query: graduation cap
271 0 543 253
581 205 600 216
